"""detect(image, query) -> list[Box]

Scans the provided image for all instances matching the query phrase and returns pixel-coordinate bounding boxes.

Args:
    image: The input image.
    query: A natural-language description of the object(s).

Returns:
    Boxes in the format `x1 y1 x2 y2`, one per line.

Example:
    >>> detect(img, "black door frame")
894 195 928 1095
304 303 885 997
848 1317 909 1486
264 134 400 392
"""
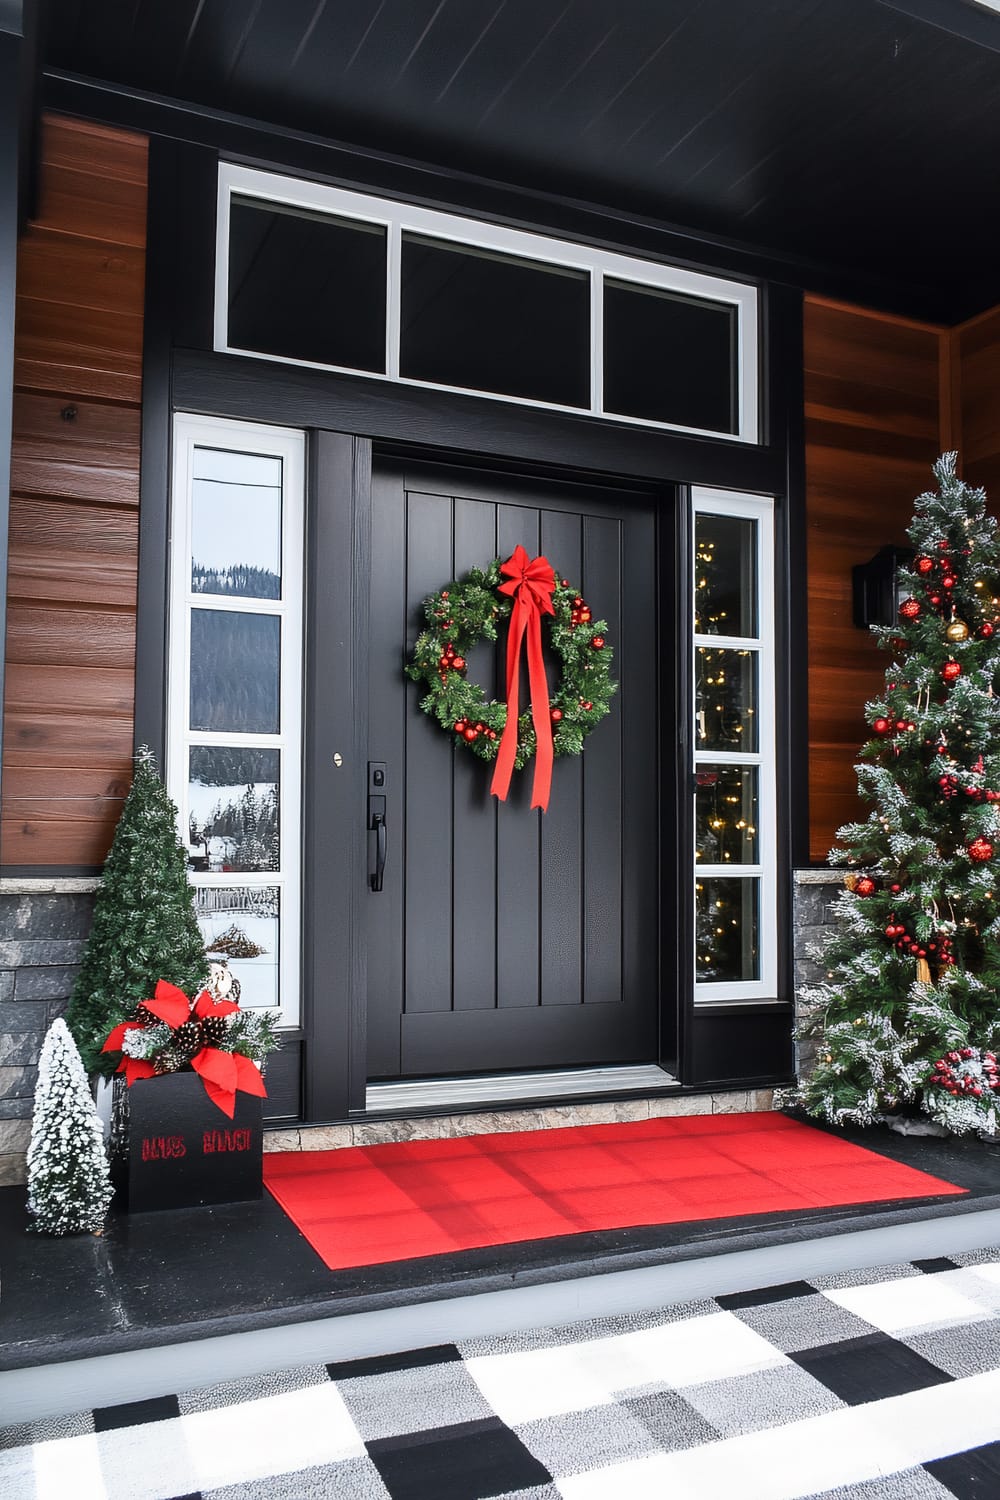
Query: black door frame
130 131 808 1118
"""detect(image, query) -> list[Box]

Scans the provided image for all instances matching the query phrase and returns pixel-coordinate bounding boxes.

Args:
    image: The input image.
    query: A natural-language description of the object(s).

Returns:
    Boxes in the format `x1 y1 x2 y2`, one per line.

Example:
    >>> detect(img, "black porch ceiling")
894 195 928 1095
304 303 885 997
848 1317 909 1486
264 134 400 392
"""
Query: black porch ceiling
40 0 1000 322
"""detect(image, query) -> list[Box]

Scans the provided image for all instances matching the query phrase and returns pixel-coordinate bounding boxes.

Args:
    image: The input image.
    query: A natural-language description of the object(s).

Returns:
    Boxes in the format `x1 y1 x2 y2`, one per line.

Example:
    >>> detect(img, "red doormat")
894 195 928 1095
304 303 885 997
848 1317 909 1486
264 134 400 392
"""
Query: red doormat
263 1112 965 1270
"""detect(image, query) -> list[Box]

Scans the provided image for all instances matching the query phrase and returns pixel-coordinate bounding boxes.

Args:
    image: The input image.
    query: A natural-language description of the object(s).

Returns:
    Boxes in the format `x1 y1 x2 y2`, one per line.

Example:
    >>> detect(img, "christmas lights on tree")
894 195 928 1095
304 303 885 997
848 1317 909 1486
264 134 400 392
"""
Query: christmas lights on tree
695 526 758 979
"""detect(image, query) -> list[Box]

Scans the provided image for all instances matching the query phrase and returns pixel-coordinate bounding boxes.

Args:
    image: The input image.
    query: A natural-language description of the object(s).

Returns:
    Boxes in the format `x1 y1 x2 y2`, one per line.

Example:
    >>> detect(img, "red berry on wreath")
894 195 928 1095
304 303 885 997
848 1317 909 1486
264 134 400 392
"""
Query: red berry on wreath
969 836 994 863
573 597 583 608
580 699 593 711
452 656 466 671
942 661 962 682
591 635 605 649
454 720 466 733
463 727 478 742
916 556 934 574
441 591 449 599
551 708 563 723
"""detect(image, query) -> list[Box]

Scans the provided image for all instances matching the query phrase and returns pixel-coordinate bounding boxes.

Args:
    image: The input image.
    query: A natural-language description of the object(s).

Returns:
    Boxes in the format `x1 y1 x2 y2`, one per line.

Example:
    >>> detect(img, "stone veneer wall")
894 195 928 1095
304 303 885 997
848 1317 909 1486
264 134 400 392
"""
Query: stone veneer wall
792 869 842 1079
0 881 98 1184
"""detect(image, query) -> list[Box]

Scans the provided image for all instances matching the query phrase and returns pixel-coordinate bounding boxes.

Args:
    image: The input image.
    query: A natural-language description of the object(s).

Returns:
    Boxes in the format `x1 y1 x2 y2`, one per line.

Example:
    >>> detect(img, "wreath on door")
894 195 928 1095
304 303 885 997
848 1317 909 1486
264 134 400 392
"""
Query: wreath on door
405 547 616 811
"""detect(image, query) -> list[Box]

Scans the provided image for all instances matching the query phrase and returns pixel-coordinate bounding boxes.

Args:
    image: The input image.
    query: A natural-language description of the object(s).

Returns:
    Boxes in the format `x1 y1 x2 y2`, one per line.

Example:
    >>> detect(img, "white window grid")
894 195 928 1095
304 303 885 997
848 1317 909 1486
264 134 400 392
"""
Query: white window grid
168 414 305 1029
215 163 759 445
692 486 777 1005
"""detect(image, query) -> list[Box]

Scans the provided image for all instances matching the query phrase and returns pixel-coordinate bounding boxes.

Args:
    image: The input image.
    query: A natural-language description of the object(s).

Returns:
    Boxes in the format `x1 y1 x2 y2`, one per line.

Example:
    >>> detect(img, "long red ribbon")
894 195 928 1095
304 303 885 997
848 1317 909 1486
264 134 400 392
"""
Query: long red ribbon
491 545 556 812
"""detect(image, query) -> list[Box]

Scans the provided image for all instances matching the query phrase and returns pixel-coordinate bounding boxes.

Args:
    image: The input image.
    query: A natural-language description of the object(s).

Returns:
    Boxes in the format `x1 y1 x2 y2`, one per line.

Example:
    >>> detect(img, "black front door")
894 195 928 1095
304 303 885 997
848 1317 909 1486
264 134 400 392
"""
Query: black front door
366 460 661 1078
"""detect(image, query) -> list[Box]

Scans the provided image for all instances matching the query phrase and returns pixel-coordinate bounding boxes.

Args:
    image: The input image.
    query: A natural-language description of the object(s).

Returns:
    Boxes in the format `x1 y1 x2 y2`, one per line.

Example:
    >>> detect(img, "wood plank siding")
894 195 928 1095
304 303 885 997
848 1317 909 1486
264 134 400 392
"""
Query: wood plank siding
957 307 1000 503
803 296 944 864
2 115 147 866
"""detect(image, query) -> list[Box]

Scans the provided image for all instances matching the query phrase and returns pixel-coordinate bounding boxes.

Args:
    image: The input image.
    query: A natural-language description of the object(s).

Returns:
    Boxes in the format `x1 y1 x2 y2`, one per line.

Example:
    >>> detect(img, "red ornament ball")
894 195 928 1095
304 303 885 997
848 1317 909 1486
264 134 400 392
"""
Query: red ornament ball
982 622 995 639
916 556 934 574
873 717 891 736
938 540 949 550
899 597 921 620
929 594 942 606
462 727 478 743
451 656 466 672
580 699 593 711
942 575 956 589
591 635 605 649
550 708 563 723
942 661 962 682
969 836 994 863
855 876 876 897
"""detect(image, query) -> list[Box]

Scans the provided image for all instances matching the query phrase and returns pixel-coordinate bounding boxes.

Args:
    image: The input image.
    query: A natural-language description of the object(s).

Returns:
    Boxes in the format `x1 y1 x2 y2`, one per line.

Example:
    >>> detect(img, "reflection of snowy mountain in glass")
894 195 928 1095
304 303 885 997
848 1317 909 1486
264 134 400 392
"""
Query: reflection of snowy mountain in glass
189 609 280 735
191 561 280 599
188 747 279 874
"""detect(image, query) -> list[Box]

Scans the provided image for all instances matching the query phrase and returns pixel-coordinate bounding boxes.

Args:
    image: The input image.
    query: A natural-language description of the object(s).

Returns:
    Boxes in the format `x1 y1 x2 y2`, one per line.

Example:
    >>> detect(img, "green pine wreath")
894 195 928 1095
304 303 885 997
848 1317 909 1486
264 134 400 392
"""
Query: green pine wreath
406 559 616 770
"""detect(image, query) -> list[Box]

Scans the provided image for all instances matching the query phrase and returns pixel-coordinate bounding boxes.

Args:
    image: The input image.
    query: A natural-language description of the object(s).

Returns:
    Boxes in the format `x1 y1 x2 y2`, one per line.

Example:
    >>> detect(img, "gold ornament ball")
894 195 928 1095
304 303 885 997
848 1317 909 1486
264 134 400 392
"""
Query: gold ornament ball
946 619 970 642
843 872 859 892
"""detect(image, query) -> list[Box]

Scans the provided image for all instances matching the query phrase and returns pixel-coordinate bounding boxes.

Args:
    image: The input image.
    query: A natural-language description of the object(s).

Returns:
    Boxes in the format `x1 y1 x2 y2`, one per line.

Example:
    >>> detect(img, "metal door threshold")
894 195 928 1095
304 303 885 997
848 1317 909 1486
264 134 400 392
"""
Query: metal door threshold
366 1064 679 1114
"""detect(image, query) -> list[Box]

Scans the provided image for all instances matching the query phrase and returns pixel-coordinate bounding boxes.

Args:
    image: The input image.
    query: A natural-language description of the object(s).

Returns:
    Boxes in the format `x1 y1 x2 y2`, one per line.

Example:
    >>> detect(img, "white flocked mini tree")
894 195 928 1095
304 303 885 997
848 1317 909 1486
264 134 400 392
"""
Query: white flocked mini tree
27 1019 114 1235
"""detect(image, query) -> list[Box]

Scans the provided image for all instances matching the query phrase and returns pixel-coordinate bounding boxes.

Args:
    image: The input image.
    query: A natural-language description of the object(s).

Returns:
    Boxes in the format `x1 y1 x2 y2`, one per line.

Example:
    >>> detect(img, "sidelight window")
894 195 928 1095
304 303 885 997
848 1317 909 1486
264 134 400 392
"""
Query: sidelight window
693 489 776 1003
168 416 304 1028
216 164 759 443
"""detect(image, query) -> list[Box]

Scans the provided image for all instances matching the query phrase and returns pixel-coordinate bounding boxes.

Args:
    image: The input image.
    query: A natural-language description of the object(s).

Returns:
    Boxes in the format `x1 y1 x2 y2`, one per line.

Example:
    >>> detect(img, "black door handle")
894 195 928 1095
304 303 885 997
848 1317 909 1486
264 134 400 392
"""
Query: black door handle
371 810 387 892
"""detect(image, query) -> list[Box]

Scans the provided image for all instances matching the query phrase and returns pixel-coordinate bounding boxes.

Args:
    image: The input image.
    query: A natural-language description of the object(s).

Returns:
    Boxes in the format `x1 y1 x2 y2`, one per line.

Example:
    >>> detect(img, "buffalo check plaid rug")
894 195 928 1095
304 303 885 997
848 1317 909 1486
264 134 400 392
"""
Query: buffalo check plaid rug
5 1251 1000 1499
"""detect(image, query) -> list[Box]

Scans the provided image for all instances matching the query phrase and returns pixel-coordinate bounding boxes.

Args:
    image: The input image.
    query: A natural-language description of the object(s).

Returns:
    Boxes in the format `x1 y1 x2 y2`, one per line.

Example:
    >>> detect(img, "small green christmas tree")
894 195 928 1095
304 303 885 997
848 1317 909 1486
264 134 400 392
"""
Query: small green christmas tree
65 747 208 1074
27 1019 114 1234
789 454 1000 1134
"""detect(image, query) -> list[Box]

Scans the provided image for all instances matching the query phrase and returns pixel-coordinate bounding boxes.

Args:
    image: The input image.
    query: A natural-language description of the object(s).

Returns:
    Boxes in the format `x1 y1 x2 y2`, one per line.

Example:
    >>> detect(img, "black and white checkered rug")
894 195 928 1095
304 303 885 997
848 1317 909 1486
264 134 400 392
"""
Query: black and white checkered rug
4 1250 1000 1499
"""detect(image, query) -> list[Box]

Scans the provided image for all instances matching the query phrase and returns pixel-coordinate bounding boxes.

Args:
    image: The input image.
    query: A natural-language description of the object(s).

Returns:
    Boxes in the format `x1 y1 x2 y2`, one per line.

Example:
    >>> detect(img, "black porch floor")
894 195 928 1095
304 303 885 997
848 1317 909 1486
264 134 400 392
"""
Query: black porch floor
2 1121 999 1379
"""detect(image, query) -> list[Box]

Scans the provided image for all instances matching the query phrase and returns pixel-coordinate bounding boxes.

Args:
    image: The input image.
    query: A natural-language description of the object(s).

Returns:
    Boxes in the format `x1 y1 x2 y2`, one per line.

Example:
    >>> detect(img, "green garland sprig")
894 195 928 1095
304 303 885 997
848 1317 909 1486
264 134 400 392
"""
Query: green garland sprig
406 559 616 770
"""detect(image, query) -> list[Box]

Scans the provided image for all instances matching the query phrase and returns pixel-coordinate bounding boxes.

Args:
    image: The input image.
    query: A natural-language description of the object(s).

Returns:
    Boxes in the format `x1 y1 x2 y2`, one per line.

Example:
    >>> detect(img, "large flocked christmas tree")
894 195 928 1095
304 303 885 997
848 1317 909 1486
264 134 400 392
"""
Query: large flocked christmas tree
792 454 1000 1135
65 747 208 1075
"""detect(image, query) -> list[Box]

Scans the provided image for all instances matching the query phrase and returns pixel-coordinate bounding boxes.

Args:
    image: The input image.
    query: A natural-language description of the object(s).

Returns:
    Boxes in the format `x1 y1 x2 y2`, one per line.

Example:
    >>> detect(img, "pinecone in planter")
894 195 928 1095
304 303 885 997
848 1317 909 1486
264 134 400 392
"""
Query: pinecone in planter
199 1014 229 1046
126 1001 154 1024
173 1019 201 1055
153 1046 187 1074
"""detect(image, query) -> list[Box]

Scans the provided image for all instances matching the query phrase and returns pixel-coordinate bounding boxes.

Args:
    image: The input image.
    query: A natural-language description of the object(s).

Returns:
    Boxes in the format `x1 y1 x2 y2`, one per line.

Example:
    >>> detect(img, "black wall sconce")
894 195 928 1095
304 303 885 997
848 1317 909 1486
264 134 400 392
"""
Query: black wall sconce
852 545 915 628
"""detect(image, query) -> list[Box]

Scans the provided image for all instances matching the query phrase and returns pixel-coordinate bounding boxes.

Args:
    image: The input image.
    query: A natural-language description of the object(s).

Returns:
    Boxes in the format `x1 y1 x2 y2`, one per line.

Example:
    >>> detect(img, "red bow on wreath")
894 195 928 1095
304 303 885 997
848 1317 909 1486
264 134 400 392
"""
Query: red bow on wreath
491 545 556 812
102 979 267 1118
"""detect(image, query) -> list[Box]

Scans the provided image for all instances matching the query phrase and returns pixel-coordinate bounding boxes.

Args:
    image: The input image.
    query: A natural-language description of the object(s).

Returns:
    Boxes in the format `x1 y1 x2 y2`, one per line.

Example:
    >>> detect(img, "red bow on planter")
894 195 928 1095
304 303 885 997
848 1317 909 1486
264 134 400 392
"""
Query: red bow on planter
491 545 557 812
101 979 267 1119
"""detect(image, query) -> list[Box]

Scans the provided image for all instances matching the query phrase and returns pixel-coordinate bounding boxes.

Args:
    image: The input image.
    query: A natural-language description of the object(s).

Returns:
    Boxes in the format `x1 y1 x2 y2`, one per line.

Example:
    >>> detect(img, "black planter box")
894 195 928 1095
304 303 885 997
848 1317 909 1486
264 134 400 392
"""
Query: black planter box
120 1072 263 1212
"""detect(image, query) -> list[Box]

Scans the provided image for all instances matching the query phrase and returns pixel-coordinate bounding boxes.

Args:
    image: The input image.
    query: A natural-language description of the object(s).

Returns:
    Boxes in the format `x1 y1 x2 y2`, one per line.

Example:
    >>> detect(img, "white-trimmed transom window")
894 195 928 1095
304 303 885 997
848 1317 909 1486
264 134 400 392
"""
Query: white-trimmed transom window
215 164 759 444
693 488 777 1003
168 414 304 1028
